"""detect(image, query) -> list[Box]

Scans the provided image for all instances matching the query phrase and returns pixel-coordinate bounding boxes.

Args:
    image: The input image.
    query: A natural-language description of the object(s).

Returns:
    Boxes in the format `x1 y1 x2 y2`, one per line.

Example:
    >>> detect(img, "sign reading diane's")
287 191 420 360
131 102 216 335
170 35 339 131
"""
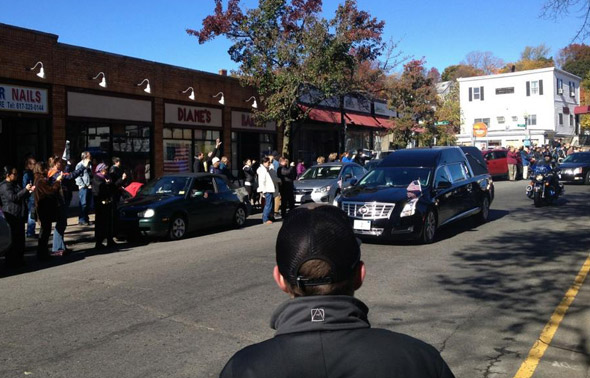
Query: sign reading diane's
472 122 488 137
231 111 276 132
165 103 222 127
0 84 48 114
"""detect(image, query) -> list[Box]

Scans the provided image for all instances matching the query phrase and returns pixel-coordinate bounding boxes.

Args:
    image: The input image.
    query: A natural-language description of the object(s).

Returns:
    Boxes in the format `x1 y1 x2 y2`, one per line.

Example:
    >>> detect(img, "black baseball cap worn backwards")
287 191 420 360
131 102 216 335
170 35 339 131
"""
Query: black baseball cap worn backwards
276 204 361 289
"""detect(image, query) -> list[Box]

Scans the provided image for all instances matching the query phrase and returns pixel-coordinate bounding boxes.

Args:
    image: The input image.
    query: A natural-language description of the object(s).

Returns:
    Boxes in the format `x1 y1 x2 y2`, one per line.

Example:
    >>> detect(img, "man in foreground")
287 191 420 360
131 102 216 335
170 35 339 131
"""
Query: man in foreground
220 204 455 377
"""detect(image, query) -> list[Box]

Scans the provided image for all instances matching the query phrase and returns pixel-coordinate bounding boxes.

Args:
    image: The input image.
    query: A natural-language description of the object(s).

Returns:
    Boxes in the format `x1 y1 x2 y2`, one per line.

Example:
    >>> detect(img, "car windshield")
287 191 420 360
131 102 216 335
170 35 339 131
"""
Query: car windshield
358 167 431 188
138 177 190 196
299 165 342 180
562 153 590 164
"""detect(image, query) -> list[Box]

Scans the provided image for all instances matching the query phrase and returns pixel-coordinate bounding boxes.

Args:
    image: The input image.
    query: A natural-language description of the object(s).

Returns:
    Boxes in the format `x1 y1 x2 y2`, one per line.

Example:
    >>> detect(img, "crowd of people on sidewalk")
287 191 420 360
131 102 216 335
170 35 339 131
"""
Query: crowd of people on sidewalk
504 139 586 181
0 151 134 269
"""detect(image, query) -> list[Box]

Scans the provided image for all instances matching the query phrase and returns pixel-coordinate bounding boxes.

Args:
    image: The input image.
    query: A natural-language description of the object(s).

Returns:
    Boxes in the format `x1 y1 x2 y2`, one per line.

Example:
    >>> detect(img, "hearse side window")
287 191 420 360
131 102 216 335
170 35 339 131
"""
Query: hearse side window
353 166 365 178
447 163 467 182
434 166 451 186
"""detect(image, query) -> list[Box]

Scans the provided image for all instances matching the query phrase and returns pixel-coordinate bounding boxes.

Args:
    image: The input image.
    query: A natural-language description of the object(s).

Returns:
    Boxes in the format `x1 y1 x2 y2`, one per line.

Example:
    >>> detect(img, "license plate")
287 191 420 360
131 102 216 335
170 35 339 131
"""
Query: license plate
353 220 371 230
295 194 303 203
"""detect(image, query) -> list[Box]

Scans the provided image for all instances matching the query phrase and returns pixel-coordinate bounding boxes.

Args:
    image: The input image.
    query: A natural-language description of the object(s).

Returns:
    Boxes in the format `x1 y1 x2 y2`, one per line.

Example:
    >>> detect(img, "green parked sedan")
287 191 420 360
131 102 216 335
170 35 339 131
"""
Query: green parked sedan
117 173 249 240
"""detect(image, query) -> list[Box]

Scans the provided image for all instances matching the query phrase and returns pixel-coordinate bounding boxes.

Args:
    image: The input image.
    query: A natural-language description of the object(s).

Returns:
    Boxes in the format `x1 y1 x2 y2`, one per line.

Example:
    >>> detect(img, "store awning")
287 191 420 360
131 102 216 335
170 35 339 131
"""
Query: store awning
299 105 393 129
345 113 383 128
574 105 590 115
375 117 395 128
300 105 341 123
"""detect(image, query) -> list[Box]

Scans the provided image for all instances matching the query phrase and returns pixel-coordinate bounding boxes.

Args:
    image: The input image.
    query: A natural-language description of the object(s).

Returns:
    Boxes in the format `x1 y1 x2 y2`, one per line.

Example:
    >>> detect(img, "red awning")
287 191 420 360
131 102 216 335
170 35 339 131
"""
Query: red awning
300 105 341 123
345 113 383 128
375 117 395 128
574 105 590 115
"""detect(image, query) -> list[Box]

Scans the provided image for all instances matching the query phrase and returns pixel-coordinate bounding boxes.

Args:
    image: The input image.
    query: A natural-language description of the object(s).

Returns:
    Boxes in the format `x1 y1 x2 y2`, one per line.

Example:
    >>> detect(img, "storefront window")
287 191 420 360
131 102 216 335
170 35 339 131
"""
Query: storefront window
67 122 152 183
346 130 371 152
163 127 221 173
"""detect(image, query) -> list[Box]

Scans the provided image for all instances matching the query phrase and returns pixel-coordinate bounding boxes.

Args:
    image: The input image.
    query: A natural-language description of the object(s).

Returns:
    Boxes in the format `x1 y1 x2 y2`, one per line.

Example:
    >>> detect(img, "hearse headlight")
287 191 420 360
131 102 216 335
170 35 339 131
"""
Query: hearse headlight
400 198 419 218
535 174 544 181
314 185 331 193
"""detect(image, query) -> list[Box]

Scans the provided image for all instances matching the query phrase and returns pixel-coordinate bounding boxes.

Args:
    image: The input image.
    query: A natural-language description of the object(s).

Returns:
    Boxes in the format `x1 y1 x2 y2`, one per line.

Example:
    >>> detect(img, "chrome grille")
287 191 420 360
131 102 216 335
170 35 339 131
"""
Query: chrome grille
341 201 395 220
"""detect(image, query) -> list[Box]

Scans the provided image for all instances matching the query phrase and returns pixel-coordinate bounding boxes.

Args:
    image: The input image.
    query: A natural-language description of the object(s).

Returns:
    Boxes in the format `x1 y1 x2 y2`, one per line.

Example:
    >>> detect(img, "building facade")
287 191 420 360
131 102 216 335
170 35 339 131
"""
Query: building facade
456 67 581 149
0 23 275 180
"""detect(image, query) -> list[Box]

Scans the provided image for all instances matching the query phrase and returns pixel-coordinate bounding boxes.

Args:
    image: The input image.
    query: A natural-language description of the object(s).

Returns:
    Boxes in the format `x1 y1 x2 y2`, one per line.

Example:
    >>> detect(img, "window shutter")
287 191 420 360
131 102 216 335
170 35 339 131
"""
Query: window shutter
539 80 543 95
480 86 484 101
526 81 530 96
469 87 472 102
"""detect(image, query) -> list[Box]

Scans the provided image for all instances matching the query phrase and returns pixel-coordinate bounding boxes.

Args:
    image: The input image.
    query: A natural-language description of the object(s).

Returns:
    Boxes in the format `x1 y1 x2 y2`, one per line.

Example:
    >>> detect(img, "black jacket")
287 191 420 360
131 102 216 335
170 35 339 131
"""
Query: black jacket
220 295 455 378
0 180 30 219
242 165 255 184
277 165 297 185
92 175 116 204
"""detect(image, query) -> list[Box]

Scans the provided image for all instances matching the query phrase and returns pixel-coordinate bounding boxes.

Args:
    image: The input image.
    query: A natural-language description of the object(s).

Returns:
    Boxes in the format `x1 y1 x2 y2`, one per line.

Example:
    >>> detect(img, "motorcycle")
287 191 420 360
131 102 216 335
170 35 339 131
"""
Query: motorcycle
525 165 564 207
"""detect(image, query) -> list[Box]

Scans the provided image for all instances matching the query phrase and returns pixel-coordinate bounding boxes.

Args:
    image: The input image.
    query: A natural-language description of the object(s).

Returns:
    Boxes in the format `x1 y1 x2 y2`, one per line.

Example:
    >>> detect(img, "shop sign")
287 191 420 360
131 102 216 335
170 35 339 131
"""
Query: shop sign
0 84 48 114
374 101 396 117
231 111 276 131
165 103 222 127
343 95 371 113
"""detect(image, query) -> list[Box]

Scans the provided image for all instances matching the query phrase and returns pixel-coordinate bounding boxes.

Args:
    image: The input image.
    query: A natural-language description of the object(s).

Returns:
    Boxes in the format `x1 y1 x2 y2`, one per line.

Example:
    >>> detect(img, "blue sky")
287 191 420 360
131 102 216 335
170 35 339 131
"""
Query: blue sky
0 0 582 75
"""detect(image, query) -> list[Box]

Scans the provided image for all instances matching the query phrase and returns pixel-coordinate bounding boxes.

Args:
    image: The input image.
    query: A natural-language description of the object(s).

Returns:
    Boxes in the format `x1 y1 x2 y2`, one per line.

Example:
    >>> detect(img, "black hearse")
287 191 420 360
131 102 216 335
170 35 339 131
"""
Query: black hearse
335 147 494 243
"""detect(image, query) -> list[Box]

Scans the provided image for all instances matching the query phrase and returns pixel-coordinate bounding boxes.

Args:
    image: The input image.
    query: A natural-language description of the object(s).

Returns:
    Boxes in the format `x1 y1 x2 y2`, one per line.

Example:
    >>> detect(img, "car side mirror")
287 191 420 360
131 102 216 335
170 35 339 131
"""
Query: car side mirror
344 173 353 180
349 178 358 186
436 181 452 190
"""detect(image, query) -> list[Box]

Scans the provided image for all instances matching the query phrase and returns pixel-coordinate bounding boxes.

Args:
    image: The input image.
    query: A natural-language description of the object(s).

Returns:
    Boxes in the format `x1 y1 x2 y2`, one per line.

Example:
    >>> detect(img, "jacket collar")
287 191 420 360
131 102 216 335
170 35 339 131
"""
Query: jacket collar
271 295 370 336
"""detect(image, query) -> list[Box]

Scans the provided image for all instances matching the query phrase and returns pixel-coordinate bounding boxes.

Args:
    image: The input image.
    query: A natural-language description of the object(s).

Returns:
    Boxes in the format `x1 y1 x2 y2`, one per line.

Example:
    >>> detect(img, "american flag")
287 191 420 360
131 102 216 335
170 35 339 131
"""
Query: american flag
406 179 422 198
164 144 190 173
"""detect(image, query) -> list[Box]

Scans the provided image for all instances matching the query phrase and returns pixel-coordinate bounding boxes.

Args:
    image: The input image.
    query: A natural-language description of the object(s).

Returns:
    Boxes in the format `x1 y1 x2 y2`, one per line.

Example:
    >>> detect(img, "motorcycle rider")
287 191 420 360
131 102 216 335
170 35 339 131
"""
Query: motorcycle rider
533 153 561 196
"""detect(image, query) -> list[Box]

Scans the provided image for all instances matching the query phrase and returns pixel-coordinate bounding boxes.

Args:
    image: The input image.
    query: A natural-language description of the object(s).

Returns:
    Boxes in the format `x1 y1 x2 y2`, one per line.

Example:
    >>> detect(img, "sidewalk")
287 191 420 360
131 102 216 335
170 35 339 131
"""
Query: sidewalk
25 213 97 253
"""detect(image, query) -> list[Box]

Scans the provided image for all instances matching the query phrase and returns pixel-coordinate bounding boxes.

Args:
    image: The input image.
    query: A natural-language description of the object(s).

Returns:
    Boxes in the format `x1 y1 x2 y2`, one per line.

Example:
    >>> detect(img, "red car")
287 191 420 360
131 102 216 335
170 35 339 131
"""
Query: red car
482 148 508 178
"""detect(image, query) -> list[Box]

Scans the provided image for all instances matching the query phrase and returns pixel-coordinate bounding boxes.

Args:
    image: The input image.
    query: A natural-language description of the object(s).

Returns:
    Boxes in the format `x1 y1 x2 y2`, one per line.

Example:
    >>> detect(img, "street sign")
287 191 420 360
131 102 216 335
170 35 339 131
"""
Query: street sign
435 121 449 126
473 122 488 137
517 124 526 128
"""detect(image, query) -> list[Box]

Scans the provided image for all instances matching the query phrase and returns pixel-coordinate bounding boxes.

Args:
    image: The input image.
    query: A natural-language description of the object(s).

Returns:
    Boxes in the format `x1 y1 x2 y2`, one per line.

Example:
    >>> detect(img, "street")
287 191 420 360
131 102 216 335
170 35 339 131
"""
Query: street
1 180 589 378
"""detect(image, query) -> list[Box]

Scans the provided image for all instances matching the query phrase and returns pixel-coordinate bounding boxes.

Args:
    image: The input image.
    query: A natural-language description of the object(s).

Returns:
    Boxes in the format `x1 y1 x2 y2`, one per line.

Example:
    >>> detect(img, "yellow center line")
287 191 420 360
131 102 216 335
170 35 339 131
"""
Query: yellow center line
513 253 590 378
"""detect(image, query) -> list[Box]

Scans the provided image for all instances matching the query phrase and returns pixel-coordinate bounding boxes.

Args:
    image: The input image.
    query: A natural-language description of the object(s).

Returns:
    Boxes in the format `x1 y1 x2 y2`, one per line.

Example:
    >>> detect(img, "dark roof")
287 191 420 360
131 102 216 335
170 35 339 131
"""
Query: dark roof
381 147 465 168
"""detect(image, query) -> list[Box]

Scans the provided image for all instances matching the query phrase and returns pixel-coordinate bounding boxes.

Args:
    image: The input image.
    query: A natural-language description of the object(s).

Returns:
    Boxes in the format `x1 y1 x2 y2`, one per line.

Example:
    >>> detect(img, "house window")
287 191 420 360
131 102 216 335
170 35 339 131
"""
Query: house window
474 118 490 126
473 87 480 100
570 114 574 126
469 86 484 101
531 81 539 95
557 78 563 95
569 82 576 97
526 115 537 126
559 113 563 125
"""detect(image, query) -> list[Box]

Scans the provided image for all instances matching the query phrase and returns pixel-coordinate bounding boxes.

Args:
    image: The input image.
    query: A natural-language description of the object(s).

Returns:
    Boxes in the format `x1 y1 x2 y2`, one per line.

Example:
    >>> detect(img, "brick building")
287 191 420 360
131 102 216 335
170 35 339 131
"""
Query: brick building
0 23 276 179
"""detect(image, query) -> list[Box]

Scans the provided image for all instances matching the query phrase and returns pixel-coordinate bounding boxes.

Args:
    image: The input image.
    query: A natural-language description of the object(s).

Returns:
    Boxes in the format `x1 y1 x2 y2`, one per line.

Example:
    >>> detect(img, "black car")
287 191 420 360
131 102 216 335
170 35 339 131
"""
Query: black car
335 147 494 243
559 152 590 184
117 173 249 240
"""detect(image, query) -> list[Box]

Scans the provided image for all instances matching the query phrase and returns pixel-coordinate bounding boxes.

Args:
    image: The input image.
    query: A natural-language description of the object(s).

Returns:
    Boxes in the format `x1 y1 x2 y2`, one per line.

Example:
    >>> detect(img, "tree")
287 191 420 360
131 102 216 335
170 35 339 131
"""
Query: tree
187 0 387 156
427 67 441 84
462 51 504 75
441 64 483 81
386 59 440 147
499 44 555 73
542 0 590 42
435 82 461 144
558 43 590 78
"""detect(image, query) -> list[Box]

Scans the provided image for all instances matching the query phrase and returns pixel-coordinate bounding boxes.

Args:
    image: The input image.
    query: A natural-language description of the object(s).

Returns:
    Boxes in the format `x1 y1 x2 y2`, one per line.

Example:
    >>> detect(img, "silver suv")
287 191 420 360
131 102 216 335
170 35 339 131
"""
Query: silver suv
294 162 366 205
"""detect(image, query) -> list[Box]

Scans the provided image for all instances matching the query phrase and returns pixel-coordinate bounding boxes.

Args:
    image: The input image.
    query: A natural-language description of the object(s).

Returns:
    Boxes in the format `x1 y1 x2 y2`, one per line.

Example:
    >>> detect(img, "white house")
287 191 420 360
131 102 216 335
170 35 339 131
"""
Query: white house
457 67 581 149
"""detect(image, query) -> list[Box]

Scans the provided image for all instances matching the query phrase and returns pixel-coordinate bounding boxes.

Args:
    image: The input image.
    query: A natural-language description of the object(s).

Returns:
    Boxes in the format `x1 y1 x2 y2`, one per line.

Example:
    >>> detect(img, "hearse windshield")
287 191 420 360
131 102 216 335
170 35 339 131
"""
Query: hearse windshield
357 167 431 188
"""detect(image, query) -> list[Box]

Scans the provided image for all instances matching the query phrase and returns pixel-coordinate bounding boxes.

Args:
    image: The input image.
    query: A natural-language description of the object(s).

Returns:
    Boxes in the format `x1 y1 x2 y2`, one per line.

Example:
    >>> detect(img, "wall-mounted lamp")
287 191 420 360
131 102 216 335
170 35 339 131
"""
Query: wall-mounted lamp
137 79 151 94
92 72 107 88
213 91 225 105
182 87 195 100
28 61 45 79
245 96 258 109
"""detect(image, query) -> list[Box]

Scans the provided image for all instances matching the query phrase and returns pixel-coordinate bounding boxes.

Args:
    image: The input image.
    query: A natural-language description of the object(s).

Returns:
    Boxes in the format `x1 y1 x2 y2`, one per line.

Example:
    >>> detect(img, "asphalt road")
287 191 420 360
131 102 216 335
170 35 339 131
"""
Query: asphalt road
1 180 589 378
